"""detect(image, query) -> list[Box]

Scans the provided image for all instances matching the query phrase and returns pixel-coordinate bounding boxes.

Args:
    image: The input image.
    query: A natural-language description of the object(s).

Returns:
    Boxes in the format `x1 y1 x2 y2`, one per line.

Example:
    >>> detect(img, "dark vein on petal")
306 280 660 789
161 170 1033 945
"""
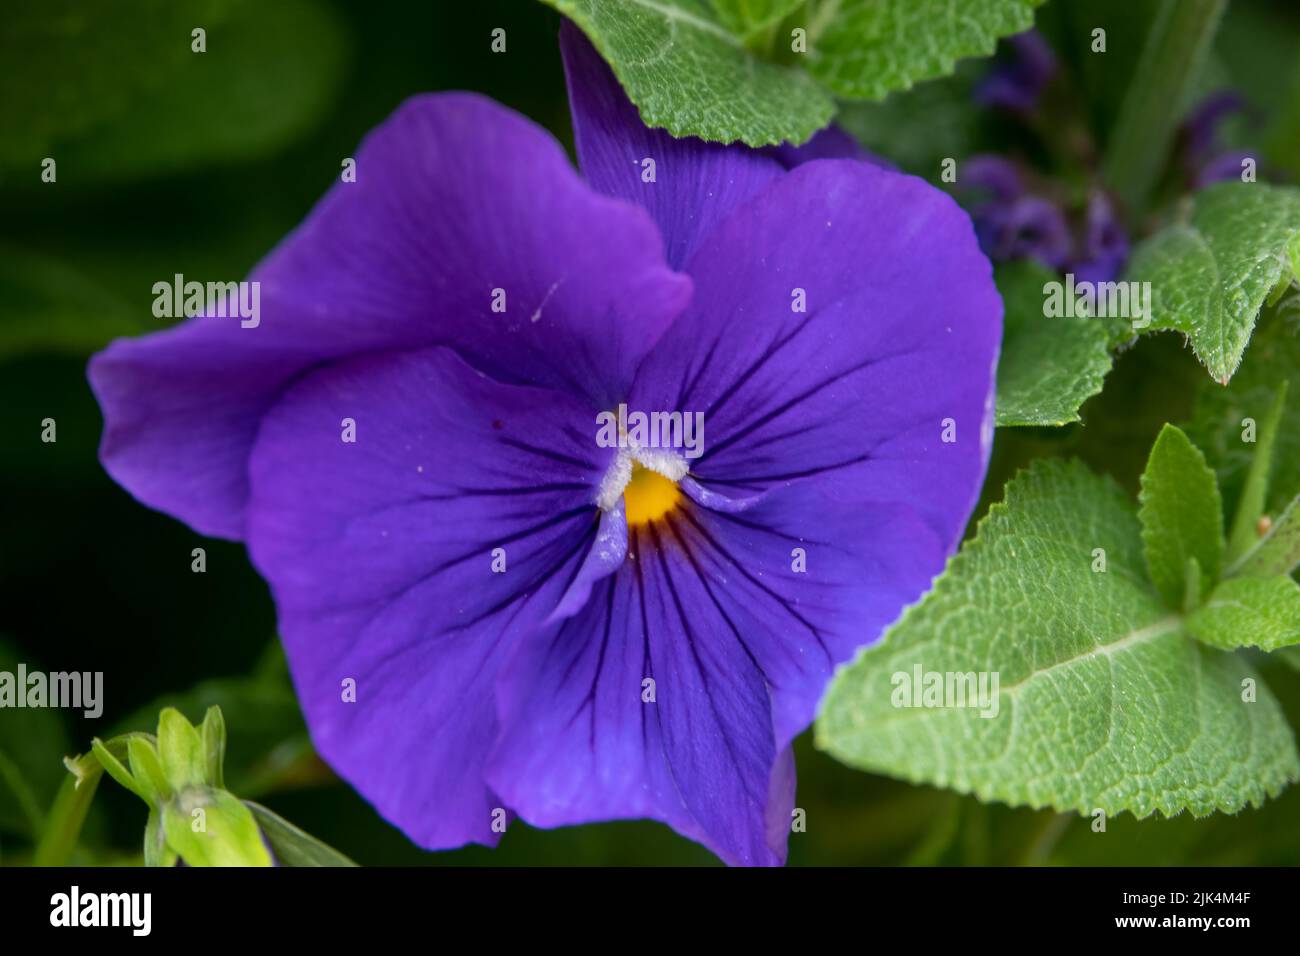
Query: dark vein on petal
678 506 832 663
678 334 724 410
451 519 598 633
650 522 764 810
560 579 618 750
631 528 655 750
703 505 833 548
317 505 594 621
699 349 908 464
418 481 593 501
664 513 773 687
701 310 823 422
430 504 594 575
697 451 873 488
497 436 598 471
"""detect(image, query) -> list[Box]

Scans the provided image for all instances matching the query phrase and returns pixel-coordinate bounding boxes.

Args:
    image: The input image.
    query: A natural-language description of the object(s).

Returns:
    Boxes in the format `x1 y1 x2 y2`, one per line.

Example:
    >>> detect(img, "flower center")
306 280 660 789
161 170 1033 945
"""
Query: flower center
623 462 680 526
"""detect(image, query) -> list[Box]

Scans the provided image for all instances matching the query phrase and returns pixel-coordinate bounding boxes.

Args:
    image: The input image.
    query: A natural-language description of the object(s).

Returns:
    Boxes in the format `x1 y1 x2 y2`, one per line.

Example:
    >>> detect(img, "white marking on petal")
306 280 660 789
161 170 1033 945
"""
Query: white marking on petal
596 449 633 511
530 280 563 324
630 445 688 482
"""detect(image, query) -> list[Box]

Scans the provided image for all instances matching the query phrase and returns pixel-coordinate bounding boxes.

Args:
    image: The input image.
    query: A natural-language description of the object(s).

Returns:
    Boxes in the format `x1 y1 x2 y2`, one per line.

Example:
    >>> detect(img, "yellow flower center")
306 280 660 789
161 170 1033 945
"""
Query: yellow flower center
623 463 681 526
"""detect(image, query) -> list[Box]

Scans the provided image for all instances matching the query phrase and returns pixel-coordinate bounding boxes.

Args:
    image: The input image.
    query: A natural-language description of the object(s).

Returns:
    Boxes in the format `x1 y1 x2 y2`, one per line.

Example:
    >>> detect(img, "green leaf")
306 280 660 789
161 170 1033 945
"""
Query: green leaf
201 706 227 790
161 787 272 867
1226 383 1288 562
245 801 358 867
993 261 1113 427
1125 182 1300 383
807 0 1045 100
816 459 1298 818
543 0 834 145
90 738 146 804
1188 575 1300 651
156 708 207 793
1 0 346 181
34 763 102 867
1231 495 1300 579
710 0 805 40
1138 424 1225 608
1184 307 1300 520
546 0 1042 146
126 737 171 807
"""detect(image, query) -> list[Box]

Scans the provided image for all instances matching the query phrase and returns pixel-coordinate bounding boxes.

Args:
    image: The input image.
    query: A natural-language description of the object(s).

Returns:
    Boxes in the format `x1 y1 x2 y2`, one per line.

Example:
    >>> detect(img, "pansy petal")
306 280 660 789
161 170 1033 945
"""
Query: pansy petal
762 125 893 171
549 505 627 622
487 524 777 866
560 21 782 270
487 487 944 864
245 346 610 850
631 159 1001 551
89 92 688 539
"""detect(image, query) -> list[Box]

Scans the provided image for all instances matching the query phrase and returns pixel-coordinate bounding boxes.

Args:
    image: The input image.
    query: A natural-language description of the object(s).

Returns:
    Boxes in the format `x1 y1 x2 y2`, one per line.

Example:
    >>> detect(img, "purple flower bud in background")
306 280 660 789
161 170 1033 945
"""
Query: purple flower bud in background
960 155 1072 272
1180 90 1259 189
1182 90 1247 161
975 29 1058 113
1067 190 1130 285
1192 149 1256 189
963 155 1024 203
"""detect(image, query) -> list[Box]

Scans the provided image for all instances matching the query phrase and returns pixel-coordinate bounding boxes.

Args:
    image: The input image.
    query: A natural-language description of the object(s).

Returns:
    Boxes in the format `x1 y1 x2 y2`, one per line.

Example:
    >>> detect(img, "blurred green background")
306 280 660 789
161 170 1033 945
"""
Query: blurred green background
3 0 1300 865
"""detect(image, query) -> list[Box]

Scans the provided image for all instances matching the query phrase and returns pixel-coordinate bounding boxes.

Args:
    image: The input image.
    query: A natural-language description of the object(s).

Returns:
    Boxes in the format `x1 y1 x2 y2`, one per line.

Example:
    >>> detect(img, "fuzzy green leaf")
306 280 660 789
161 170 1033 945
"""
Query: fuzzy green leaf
544 0 1043 146
542 0 834 145
1126 182 1300 383
1185 309 1300 520
816 459 1298 818
994 261 1113 427
807 0 1045 100
1188 575 1300 651
1139 425 1225 608
710 0 805 39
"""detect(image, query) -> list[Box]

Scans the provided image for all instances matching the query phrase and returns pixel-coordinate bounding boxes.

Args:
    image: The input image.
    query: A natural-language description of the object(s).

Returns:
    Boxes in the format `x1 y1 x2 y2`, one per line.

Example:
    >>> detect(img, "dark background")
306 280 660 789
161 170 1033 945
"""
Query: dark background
3 0 1300 865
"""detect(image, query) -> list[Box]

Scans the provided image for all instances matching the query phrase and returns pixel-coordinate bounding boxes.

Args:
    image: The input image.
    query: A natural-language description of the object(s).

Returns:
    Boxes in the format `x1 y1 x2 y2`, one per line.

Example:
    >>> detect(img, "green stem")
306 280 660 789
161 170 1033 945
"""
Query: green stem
32 736 139 866
32 763 101 866
1227 382 1288 563
1102 0 1226 218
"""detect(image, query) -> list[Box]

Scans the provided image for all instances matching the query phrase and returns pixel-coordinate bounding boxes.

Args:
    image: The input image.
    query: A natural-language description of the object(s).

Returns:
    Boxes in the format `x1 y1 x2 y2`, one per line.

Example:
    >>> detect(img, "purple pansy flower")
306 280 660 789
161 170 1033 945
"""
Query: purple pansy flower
87 26 1000 865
